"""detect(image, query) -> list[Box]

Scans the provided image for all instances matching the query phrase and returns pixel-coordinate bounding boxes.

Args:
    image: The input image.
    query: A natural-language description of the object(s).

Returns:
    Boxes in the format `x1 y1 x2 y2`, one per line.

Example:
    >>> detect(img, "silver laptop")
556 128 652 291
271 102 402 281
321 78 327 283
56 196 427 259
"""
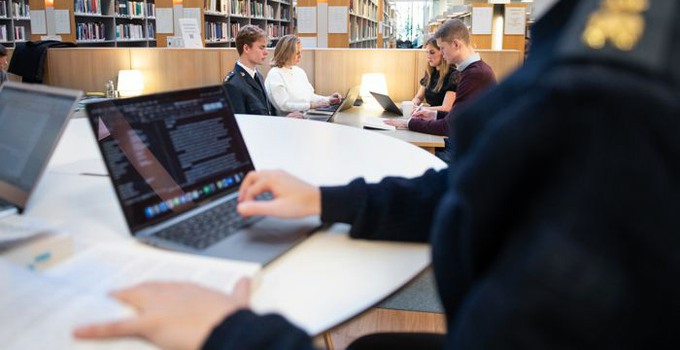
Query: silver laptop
0 82 82 218
305 86 361 122
370 91 402 115
85 85 319 265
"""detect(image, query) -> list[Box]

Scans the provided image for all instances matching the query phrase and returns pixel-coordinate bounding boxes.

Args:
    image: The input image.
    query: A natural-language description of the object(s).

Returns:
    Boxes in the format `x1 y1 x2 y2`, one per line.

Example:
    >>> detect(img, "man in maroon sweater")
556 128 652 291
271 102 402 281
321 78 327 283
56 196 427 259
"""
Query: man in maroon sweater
386 19 496 162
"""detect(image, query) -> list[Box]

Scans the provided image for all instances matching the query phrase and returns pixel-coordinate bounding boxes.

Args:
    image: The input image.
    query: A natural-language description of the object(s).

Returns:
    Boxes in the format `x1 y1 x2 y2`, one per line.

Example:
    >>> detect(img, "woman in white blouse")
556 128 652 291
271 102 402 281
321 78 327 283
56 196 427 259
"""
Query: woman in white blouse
265 35 342 115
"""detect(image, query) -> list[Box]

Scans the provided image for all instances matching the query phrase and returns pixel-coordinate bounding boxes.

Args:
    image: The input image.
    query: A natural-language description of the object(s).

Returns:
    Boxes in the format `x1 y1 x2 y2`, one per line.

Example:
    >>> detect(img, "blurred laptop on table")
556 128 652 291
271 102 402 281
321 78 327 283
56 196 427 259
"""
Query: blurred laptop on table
305 86 361 122
85 85 319 265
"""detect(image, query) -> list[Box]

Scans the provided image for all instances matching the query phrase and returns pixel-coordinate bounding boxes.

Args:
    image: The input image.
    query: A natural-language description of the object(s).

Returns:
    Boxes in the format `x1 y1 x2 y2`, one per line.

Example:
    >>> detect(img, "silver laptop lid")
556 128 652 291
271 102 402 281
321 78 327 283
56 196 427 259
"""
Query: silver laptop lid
0 82 82 212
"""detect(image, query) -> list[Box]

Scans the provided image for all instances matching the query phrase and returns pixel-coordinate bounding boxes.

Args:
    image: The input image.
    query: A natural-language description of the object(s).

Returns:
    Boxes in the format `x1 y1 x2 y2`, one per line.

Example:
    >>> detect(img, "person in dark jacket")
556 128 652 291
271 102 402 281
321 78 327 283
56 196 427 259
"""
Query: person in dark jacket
223 25 302 118
74 1 680 349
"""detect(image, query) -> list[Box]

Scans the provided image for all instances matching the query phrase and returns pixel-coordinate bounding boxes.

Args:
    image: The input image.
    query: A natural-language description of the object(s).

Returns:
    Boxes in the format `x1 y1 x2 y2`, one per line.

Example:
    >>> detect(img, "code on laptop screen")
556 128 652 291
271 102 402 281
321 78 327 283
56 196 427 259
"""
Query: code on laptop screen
86 86 255 231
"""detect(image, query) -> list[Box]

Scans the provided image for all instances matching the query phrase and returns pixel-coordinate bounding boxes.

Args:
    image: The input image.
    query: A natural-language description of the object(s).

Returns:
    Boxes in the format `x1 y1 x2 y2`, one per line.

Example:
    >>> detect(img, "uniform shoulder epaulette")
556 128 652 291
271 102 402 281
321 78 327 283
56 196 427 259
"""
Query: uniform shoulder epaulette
224 71 236 83
557 0 676 76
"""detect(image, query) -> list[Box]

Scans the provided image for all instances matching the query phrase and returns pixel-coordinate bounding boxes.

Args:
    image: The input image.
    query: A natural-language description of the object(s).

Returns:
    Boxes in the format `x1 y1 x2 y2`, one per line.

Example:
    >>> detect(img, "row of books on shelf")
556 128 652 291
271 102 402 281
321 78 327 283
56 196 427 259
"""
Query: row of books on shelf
265 23 287 38
232 0 249 17
1 24 26 41
0 0 6 18
205 0 228 14
117 1 155 18
350 2 377 19
1 0 29 18
76 21 106 41
116 22 154 39
75 0 102 15
205 21 228 41
350 21 376 41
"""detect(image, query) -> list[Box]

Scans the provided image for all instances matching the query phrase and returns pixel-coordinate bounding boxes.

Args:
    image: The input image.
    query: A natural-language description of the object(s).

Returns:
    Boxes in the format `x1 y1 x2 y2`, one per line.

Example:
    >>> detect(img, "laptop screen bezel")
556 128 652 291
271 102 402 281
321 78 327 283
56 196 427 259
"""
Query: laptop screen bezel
0 82 82 212
85 85 256 233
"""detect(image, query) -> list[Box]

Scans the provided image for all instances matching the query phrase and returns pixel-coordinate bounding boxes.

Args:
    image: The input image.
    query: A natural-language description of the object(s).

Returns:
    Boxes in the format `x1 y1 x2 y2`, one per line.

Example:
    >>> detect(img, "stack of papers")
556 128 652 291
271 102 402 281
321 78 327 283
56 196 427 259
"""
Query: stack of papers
362 116 397 130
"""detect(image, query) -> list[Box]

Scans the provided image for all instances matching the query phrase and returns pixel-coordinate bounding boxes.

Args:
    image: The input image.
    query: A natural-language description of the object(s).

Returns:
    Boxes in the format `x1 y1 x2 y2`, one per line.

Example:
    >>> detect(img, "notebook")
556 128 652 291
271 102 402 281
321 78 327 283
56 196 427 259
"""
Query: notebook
85 85 319 265
305 85 361 122
0 82 82 219
370 91 403 115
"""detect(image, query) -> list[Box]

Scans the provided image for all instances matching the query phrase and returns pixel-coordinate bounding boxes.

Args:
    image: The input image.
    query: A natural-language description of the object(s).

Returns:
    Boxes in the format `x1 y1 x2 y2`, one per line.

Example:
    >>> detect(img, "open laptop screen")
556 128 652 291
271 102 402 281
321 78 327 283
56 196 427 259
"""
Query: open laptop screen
0 82 80 209
86 86 255 232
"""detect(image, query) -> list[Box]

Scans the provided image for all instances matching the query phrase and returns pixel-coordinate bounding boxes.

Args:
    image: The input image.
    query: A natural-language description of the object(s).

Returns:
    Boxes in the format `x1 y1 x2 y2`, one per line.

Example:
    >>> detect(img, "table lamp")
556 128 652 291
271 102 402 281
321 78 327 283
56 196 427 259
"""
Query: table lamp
117 70 145 97
359 73 388 105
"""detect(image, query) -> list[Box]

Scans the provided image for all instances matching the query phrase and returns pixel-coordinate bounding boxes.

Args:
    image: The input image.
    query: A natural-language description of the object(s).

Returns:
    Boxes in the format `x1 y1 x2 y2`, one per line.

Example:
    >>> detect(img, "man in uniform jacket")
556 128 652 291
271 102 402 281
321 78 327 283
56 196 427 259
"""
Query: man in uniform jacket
223 25 276 116
75 0 680 349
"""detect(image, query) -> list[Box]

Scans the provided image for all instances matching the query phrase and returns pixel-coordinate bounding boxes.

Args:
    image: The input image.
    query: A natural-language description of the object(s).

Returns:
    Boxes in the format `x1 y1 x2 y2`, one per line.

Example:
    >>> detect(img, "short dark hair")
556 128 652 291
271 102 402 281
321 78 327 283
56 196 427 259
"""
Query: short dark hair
0 45 7 57
434 19 470 46
235 25 267 56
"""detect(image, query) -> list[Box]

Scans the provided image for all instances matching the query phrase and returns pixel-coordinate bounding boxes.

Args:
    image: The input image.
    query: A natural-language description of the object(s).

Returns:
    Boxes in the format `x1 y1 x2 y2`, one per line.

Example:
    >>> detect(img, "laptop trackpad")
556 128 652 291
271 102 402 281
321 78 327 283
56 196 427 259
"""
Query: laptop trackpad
203 216 321 264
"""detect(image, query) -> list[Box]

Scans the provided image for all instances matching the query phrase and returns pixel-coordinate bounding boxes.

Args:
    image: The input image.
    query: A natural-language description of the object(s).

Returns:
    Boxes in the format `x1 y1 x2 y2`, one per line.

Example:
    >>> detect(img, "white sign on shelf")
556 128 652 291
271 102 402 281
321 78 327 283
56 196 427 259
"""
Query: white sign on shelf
297 7 317 34
29 10 46 34
179 18 203 48
471 7 493 35
328 6 347 34
156 8 173 34
504 7 526 35
55 10 71 34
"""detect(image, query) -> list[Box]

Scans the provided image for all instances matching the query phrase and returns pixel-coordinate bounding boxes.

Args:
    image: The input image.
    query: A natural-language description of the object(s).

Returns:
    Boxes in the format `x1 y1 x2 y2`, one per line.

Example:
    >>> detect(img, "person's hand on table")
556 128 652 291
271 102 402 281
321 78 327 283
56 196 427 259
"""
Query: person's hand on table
74 279 251 350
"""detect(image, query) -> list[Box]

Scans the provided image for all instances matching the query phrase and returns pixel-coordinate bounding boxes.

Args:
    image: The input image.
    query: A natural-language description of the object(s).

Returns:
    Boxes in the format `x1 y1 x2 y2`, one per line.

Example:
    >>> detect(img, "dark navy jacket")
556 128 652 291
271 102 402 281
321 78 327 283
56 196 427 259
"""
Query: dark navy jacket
223 63 275 116
204 1 680 349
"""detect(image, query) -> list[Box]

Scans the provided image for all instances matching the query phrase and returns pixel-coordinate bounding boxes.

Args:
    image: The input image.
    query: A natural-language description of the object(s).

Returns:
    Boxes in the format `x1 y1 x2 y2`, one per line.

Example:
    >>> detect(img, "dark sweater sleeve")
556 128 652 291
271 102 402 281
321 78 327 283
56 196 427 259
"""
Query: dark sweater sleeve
320 168 448 242
202 310 316 350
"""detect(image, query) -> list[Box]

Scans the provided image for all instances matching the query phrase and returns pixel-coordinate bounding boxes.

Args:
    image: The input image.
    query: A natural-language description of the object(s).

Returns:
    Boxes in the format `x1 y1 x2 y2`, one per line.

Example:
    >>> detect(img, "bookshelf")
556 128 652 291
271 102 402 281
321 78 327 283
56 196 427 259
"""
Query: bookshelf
0 0 31 47
203 0 292 47
378 0 394 48
73 0 156 46
348 0 376 48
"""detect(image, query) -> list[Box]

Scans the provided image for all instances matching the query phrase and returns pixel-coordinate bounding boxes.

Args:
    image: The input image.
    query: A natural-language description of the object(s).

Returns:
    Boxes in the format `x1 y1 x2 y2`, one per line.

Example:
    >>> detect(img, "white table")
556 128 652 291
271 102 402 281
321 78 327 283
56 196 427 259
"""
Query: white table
23 115 447 337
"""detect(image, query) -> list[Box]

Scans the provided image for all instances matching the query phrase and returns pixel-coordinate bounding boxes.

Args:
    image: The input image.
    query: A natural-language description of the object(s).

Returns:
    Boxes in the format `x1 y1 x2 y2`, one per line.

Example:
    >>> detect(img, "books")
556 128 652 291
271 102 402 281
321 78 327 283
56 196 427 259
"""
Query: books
0 242 260 349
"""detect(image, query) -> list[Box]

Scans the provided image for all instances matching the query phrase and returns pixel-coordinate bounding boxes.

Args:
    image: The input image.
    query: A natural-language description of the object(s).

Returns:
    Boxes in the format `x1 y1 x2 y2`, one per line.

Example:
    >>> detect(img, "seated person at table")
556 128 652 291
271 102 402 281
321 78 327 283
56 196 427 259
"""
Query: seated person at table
411 37 459 113
223 26 302 118
74 1 680 349
264 35 342 115
0 46 8 86
385 19 496 163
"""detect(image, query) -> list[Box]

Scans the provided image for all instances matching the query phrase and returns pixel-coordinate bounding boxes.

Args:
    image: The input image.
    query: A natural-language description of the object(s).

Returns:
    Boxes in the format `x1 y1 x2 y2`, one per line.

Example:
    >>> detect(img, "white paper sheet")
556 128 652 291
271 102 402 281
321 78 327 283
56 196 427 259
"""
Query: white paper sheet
299 36 317 48
328 6 347 34
0 243 260 349
471 7 493 35
297 7 316 34
504 7 526 35
179 17 203 48
29 10 47 34
55 9 71 34
156 8 173 34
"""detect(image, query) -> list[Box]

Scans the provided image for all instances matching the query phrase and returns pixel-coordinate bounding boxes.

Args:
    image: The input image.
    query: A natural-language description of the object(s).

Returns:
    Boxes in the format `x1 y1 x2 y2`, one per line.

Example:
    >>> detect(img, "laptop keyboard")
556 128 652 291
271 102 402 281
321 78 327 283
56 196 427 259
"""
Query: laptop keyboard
154 192 272 250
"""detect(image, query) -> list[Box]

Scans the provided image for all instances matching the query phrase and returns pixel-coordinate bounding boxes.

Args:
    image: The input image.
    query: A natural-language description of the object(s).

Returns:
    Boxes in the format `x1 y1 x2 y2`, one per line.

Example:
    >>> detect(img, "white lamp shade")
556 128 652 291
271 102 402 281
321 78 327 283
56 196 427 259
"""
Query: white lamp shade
360 73 388 97
117 70 145 97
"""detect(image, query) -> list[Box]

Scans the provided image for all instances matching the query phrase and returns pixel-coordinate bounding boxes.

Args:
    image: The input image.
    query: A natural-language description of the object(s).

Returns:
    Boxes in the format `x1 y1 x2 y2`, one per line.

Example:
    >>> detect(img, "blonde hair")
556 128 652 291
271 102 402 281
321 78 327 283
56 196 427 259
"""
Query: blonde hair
424 37 451 93
271 35 300 68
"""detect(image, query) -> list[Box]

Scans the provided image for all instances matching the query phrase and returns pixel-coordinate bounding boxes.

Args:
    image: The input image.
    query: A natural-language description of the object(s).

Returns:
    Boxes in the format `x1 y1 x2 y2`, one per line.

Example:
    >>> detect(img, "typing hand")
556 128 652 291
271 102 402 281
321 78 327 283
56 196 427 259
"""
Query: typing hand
286 111 305 119
329 92 343 105
411 108 437 121
237 170 321 218
384 119 409 129
310 100 330 109
74 279 251 350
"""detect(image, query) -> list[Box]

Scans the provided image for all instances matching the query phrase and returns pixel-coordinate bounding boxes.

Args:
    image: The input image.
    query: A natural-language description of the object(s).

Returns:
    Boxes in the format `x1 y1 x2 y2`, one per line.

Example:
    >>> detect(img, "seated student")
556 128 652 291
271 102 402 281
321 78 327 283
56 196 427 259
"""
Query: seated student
385 19 496 163
411 37 459 113
264 35 342 115
223 26 302 118
74 0 680 349
0 46 8 86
